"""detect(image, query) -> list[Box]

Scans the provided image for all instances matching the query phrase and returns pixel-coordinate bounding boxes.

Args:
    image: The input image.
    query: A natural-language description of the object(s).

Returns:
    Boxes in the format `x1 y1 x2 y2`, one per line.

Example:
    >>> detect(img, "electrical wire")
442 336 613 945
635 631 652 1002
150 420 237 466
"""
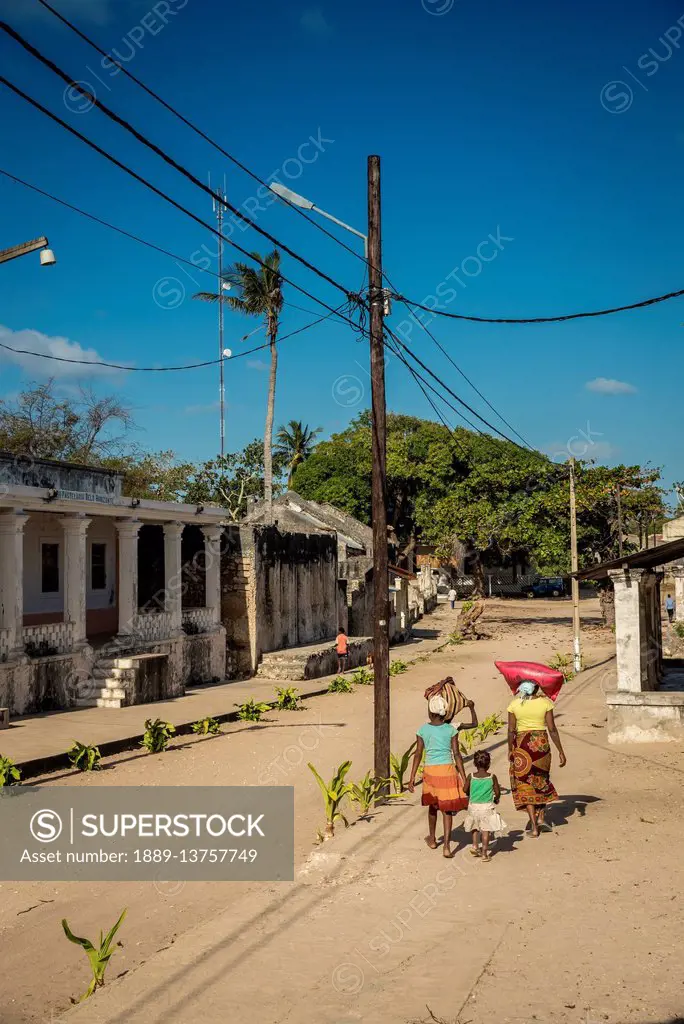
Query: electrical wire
390 288 684 325
0 166 332 319
0 74 363 334
0 306 346 372
34 0 371 271
0 21 361 305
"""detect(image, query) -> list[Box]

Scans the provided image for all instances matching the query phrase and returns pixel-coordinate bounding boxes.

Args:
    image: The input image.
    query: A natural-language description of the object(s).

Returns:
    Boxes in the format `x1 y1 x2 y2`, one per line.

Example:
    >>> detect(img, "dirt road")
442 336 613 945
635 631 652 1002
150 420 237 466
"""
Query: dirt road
3 599 683 1024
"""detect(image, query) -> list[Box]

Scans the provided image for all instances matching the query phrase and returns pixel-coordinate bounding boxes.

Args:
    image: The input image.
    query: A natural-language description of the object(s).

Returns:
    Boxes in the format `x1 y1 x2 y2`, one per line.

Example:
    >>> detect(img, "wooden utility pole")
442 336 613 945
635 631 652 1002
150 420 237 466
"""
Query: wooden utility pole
569 458 582 675
616 483 624 557
368 155 390 790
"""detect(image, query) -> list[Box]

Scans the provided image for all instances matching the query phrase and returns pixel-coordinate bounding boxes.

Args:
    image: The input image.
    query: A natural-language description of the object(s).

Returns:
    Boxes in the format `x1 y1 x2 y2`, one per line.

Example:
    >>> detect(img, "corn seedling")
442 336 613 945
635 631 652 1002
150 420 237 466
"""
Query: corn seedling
548 651 575 681
140 718 175 753
0 754 21 786
459 712 505 755
447 630 464 645
67 741 101 772
274 686 302 711
351 666 374 685
235 699 272 722
328 675 354 693
62 909 127 1003
389 659 408 676
389 741 417 793
308 760 353 838
349 771 396 816
191 716 221 736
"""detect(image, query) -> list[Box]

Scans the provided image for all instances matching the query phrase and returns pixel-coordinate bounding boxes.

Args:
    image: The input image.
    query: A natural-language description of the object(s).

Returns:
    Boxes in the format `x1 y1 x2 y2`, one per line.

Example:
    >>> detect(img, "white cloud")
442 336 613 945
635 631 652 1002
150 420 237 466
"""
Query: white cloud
300 6 333 36
585 377 637 395
246 359 269 372
0 324 123 379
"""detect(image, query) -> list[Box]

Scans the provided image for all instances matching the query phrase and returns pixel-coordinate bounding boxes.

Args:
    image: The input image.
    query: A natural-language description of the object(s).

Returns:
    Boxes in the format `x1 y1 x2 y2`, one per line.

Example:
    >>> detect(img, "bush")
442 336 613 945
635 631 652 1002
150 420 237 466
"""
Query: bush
274 687 302 711
351 666 374 686
389 660 408 676
67 742 102 772
191 716 221 736
447 631 464 645
140 718 175 753
0 754 21 786
548 652 575 681
235 700 272 722
328 675 354 693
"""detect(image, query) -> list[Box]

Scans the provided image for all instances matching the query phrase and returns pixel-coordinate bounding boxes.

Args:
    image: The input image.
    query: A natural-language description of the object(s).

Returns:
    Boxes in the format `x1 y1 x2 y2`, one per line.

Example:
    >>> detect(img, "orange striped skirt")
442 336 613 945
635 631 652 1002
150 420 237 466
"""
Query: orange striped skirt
421 764 468 813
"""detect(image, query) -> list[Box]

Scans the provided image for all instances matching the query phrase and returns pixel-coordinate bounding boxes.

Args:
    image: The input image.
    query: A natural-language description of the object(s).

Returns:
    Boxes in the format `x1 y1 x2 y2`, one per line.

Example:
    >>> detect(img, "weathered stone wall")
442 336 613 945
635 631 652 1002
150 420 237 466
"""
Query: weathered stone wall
182 631 226 685
0 453 122 498
221 525 339 676
0 647 93 716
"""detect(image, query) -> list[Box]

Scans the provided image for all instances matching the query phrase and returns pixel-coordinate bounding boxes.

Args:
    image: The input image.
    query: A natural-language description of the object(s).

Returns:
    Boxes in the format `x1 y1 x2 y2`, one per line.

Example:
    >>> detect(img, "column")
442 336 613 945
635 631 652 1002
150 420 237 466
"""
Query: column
608 568 649 693
115 519 141 635
163 522 184 635
201 526 223 626
61 515 91 648
0 510 27 654
673 566 684 622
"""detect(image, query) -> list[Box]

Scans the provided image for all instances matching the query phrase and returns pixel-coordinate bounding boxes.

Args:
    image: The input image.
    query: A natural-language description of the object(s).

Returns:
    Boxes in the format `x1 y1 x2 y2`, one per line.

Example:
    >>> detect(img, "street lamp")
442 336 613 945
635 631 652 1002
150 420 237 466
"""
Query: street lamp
269 182 368 257
0 236 56 267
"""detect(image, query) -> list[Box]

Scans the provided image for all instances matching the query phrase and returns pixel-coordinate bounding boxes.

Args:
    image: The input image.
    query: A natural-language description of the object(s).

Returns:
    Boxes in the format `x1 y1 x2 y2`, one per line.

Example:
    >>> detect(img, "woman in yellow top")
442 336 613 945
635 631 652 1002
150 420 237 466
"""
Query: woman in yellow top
507 680 566 837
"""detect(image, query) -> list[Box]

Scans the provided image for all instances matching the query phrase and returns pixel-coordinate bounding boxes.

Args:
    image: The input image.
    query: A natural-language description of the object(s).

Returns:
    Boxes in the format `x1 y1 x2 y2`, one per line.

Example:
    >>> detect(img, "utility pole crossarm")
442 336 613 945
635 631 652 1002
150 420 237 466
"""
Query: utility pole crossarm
0 236 50 264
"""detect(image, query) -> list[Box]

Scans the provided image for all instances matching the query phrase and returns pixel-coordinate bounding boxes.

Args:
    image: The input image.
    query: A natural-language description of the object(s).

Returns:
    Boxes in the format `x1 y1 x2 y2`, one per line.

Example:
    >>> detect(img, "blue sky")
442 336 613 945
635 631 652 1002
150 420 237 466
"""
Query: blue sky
1 0 683 488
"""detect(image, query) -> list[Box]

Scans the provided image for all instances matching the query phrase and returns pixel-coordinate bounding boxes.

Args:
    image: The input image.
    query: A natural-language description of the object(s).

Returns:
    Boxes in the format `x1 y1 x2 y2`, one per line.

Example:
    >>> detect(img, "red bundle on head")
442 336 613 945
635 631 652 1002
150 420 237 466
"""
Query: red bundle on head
494 660 564 702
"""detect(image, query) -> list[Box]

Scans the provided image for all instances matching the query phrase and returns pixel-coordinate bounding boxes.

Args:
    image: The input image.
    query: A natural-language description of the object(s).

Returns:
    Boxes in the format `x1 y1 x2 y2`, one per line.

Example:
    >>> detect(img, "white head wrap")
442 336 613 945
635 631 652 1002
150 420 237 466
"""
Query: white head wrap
517 680 538 700
428 695 448 717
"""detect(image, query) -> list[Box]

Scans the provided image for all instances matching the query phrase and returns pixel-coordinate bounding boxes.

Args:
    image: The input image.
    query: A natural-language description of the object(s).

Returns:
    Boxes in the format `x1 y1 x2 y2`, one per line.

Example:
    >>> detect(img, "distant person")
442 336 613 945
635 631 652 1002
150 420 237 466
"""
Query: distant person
408 694 469 858
464 749 507 862
507 680 566 838
666 593 675 623
336 627 349 673
448 586 457 610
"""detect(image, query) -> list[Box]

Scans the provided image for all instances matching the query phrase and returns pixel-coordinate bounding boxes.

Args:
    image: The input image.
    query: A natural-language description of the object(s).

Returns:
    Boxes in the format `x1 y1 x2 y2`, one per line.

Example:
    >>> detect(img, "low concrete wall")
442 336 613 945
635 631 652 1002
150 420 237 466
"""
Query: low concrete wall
606 689 684 743
0 648 93 716
182 628 226 685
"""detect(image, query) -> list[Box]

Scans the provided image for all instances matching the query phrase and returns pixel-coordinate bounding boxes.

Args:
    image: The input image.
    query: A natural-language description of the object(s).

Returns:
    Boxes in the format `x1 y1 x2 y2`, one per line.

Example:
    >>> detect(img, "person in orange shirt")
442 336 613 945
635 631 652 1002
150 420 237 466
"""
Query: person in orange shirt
336 627 349 673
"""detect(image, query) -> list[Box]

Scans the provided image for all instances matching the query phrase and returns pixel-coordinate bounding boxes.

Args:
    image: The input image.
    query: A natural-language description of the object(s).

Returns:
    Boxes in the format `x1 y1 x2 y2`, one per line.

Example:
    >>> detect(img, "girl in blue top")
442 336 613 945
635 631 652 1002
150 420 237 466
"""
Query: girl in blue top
408 693 477 858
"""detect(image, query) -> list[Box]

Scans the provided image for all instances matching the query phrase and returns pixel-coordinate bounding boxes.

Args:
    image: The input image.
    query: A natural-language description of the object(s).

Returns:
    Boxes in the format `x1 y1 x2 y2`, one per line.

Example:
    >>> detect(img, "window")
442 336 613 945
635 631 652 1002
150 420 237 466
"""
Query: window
91 543 107 591
41 542 59 593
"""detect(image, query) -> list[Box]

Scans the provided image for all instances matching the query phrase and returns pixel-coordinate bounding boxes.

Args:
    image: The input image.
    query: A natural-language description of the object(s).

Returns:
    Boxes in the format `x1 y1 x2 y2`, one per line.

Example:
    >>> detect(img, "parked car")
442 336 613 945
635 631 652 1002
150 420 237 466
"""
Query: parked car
523 576 567 598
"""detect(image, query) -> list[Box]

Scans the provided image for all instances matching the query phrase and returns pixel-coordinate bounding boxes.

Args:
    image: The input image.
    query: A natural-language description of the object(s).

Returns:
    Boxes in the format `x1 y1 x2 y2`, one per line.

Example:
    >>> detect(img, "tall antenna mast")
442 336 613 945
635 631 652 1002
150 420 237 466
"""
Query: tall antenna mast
212 181 226 457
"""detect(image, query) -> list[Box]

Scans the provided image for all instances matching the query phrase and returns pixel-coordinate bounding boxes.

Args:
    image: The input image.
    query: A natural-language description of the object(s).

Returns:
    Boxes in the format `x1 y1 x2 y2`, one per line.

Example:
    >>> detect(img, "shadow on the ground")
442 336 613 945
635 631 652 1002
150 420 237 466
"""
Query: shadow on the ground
406 628 442 641
448 793 600 855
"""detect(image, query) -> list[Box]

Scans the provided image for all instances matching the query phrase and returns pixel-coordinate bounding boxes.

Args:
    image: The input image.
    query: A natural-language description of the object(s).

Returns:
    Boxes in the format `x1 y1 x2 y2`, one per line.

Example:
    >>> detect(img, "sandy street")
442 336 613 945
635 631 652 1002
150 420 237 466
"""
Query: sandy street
2 599 683 1024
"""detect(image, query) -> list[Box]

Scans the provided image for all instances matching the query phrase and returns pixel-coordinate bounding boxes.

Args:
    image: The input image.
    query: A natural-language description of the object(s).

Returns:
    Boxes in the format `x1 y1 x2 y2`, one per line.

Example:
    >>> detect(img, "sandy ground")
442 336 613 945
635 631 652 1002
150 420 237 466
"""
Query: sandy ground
2 599 683 1024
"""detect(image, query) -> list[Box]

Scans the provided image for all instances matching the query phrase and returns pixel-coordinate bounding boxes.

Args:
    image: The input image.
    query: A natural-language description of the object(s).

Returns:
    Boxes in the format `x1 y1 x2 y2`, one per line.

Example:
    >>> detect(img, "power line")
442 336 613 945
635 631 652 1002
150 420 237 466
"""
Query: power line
34 0 370 270
0 74 362 334
0 166 330 319
390 287 684 325
1 21 361 305
0 307 344 372
383 271 532 448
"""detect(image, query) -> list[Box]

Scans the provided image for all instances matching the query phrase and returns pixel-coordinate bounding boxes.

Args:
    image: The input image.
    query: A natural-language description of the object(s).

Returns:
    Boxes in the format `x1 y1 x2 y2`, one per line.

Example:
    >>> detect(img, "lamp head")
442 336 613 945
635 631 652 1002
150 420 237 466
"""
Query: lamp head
40 248 56 267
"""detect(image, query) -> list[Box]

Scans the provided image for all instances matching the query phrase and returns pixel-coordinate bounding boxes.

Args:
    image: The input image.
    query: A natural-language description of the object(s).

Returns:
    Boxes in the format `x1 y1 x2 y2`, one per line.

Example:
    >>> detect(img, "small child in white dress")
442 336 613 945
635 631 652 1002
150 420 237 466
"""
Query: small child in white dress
463 749 507 861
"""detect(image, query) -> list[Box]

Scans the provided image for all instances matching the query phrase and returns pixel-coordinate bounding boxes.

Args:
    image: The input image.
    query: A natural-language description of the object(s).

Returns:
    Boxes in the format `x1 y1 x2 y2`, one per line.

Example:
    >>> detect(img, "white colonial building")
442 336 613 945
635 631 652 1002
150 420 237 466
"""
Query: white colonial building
0 453 227 716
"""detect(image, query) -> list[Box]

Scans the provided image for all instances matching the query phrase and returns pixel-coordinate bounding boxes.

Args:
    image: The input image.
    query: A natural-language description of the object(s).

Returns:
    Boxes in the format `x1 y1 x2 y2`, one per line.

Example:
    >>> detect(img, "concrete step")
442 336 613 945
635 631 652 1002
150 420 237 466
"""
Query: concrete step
95 657 135 669
92 666 136 680
94 697 125 709
100 685 127 700
72 697 98 708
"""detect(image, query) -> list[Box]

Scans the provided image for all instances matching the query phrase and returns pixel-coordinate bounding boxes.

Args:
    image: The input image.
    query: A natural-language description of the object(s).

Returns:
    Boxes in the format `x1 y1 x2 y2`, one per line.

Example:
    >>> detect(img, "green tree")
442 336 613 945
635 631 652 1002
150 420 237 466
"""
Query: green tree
187 439 285 521
102 451 195 502
194 249 283 520
274 420 322 486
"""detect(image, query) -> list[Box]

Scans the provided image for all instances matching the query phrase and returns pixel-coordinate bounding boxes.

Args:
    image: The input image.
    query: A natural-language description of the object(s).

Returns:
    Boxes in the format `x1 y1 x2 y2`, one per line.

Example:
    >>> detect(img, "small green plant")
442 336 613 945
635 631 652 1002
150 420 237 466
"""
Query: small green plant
389 659 408 676
308 760 354 838
274 686 302 711
548 651 575 681
349 771 394 815
447 630 464 645
461 599 475 613
459 712 505 755
191 716 221 736
140 718 176 753
0 754 21 786
67 741 102 772
62 909 127 1003
328 675 354 693
673 622 684 640
235 699 272 722
351 666 374 686
389 741 417 794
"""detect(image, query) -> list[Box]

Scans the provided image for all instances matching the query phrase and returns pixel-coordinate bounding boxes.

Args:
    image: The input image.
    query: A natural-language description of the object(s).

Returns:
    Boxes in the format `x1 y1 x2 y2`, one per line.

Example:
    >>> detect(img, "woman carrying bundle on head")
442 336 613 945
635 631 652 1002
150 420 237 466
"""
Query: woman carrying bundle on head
507 680 566 837
408 690 478 858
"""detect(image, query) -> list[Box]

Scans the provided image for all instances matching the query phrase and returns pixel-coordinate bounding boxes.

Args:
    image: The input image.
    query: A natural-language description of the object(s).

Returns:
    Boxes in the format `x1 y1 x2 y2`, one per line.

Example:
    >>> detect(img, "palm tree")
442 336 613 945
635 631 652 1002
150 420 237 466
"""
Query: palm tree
275 420 322 487
194 249 283 520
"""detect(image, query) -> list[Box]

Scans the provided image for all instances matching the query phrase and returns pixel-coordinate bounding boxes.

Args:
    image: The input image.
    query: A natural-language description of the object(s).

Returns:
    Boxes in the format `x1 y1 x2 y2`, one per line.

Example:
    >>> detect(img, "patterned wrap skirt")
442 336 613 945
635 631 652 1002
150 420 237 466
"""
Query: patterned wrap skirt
421 764 468 813
509 730 558 809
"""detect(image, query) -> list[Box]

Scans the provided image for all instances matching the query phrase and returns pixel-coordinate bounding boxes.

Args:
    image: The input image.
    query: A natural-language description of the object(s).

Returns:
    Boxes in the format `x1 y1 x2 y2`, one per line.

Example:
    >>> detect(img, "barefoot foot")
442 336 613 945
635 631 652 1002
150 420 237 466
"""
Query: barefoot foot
424 836 438 849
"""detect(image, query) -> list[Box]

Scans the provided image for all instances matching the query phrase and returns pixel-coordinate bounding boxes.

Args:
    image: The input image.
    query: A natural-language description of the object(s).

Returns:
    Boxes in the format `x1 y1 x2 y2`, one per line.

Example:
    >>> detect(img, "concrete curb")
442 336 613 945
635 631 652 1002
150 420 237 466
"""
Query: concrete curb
14 683 332 782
